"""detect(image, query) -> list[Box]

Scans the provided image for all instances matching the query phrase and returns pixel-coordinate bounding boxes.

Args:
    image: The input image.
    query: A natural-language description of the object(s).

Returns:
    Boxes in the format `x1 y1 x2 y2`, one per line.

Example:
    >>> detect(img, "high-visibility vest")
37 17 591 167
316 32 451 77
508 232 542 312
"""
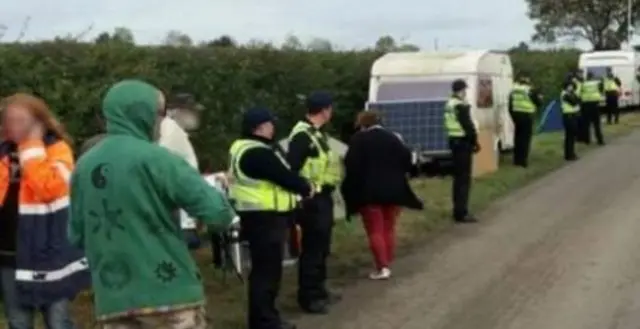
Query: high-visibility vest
511 83 536 113
228 139 296 212
580 80 603 102
561 90 579 114
603 78 619 93
444 97 466 137
573 78 582 95
288 121 342 190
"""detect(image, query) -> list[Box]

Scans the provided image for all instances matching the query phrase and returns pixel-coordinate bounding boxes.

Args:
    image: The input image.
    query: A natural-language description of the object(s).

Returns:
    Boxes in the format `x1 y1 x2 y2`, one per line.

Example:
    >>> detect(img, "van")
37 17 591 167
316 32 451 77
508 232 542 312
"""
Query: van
366 50 514 176
578 50 640 109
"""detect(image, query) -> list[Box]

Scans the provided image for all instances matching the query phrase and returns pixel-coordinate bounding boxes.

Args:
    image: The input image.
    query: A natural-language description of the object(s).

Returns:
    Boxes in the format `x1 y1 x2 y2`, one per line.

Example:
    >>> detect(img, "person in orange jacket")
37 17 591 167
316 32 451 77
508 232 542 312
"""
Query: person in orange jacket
0 93 89 329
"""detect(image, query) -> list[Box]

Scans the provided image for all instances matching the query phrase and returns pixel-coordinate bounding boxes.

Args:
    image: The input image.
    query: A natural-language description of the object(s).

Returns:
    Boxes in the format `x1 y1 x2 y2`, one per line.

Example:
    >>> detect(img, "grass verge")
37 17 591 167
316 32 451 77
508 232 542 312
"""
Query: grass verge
51 113 640 328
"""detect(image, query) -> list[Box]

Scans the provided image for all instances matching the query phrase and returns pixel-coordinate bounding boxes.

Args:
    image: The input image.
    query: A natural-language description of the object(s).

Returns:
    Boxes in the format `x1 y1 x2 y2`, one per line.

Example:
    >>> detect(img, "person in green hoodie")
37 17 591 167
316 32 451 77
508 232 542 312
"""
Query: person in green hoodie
68 79 236 329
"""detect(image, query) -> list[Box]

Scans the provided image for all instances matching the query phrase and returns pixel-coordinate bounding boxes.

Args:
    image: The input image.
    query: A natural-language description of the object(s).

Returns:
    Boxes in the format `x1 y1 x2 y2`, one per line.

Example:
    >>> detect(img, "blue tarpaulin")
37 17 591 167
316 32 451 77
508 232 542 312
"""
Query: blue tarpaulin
536 99 564 133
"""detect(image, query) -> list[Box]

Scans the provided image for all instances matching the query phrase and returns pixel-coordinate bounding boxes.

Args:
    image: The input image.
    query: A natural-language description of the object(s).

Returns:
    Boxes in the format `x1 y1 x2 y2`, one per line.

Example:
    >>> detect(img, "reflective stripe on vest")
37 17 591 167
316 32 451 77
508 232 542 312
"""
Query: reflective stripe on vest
560 91 579 114
228 139 296 212
580 80 603 102
511 83 535 113
444 97 466 137
288 121 342 189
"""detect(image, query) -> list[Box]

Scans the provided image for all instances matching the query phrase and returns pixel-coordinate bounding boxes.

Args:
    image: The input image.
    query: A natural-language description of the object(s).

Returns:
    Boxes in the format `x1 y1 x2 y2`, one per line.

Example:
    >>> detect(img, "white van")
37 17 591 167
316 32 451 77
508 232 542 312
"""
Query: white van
367 50 514 164
578 50 640 109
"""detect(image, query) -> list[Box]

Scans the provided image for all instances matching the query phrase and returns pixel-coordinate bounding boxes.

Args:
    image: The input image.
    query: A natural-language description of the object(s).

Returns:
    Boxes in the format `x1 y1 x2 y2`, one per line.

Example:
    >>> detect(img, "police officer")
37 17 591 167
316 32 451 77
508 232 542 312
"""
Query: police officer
603 68 622 124
509 76 540 168
580 72 605 145
228 107 313 329
287 91 342 314
445 80 479 223
561 82 581 161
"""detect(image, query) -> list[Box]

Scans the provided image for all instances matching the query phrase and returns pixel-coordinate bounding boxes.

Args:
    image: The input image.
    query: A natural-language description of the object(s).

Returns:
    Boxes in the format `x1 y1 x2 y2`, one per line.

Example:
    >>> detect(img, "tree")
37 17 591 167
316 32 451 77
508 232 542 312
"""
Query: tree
113 27 135 44
375 35 397 52
94 32 111 44
94 27 135 44
526 0 639 50
282 34 303 50
164 30 193 47
246 39 273 49
509 41 530 52
307 37 333 51
204 35 236 47
374 35 419 52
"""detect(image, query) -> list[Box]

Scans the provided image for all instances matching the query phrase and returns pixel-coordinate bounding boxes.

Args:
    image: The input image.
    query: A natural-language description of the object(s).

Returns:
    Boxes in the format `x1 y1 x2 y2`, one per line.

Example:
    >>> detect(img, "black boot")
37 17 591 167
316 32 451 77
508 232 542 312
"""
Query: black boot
299 300 329 315
280 320 297 329
455 215 478 224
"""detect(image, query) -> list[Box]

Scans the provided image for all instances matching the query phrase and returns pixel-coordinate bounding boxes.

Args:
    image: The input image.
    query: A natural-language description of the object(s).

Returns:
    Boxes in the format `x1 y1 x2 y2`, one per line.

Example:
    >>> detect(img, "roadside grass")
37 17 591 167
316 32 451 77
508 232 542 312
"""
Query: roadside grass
26 113 640 328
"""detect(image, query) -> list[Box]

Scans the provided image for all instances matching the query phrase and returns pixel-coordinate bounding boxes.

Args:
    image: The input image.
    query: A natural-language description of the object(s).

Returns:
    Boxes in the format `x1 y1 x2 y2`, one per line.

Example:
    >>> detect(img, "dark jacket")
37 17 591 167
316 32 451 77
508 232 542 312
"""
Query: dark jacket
340 126 423 217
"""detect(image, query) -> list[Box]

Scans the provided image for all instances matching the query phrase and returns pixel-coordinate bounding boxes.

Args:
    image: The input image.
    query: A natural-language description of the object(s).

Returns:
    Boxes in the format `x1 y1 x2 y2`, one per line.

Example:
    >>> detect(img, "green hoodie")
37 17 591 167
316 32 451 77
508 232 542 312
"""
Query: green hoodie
68 80 235 320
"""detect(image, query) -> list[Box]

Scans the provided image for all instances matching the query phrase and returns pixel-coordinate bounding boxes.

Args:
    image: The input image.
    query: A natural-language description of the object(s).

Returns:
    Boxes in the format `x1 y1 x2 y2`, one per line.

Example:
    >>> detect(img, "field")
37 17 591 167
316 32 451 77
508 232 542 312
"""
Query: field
50 113 640 328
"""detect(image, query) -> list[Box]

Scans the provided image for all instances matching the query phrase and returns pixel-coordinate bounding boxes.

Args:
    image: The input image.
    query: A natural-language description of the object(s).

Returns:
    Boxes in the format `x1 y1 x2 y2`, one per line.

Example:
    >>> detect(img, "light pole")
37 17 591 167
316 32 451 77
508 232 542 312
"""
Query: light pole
629 0 634 44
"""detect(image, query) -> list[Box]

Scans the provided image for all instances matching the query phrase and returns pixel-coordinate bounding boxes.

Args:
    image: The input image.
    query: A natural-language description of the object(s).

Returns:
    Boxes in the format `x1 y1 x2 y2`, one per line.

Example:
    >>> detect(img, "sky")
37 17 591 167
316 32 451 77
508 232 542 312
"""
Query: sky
2 0 538 50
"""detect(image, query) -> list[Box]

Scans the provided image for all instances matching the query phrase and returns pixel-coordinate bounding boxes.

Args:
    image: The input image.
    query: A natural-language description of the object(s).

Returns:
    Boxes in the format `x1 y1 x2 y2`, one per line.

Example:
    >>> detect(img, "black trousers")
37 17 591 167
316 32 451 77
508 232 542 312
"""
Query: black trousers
241 211 290 329
449 138 473 220
562 113 578 159
581 101 604 145
605 96 620 124
511 111 534 167
297 193 334 306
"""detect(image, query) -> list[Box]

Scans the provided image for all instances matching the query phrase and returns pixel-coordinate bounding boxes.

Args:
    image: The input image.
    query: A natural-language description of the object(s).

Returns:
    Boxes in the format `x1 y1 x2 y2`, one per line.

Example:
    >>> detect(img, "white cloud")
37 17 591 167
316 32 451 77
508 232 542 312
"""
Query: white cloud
1 0 535 49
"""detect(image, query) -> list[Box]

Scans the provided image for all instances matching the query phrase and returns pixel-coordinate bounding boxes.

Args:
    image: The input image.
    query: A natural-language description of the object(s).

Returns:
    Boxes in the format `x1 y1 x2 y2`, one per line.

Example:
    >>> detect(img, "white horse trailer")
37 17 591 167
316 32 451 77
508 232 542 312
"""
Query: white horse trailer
367 50 514 165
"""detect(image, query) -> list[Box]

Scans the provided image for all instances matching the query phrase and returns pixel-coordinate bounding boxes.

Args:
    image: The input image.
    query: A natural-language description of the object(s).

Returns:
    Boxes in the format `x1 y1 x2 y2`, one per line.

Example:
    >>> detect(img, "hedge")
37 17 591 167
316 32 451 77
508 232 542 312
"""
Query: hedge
0 43 579 169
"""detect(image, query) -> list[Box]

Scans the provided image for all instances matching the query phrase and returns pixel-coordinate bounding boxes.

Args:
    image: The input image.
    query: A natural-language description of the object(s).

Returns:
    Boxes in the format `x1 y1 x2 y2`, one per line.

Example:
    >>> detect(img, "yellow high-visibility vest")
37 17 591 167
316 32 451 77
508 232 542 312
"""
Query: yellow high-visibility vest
228 139 296 212
511 83 536 113
444 97 466 137
288 121 342 190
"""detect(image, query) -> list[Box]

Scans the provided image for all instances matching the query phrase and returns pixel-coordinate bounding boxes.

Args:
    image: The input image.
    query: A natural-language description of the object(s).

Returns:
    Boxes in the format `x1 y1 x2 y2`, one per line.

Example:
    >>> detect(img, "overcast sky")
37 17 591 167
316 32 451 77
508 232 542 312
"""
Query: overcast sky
2 0 537 50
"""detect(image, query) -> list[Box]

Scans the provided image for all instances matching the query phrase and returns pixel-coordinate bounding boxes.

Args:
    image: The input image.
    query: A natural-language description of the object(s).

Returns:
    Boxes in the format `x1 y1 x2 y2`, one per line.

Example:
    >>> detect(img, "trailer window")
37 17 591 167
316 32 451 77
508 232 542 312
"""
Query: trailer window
376 81 452 102
477 78 493 108
584 66 610 79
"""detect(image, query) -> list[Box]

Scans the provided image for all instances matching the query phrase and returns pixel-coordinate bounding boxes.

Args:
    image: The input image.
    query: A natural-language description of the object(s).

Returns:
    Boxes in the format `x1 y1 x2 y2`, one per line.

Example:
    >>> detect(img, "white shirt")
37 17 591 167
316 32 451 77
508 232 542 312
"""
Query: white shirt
158 117 199 169
158 117 199 228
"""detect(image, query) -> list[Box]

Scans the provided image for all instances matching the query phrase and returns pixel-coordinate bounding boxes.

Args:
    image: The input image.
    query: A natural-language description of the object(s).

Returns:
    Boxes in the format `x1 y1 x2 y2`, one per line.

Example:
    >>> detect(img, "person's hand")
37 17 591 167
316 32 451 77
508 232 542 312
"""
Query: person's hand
473 142 481 153
213 172 230 188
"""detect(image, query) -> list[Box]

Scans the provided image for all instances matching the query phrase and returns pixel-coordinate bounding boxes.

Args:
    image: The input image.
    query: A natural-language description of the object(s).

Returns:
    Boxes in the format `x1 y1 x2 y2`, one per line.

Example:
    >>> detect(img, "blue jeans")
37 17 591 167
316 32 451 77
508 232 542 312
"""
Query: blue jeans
0 267 76 329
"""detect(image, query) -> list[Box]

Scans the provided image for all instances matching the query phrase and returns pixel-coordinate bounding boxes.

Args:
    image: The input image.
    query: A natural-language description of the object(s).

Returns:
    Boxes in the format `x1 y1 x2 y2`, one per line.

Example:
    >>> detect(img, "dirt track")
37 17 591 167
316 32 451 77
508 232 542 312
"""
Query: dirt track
297 131 640 329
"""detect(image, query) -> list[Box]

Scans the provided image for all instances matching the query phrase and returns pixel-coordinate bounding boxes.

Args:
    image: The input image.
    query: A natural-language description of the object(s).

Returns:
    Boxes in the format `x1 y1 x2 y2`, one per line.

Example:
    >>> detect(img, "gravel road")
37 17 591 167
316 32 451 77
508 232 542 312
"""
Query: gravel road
297 131 640 329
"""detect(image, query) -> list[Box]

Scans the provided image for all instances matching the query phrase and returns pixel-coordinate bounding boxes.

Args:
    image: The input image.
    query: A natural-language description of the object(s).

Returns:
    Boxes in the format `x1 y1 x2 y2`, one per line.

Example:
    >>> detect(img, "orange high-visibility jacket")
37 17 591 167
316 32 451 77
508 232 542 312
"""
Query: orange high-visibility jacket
0 135 89 306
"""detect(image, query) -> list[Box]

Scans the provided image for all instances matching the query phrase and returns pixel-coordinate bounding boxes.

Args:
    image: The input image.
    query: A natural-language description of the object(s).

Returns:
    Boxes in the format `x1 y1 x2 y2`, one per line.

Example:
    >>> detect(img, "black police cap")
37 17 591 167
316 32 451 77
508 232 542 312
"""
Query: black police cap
452 79 467 92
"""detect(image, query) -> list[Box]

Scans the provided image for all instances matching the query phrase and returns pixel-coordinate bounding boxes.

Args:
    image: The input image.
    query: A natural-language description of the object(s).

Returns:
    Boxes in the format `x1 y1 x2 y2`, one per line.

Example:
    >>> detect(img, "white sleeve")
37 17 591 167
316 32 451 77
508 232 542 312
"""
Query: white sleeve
158 118 199 170
179 135 199 170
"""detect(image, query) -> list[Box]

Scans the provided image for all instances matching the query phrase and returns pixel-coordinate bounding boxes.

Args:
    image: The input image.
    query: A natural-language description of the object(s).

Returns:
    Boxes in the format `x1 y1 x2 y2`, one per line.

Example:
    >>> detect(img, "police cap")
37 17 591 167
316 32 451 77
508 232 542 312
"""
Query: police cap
242 107 277 132
452 79 467 93
306 91 333 114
